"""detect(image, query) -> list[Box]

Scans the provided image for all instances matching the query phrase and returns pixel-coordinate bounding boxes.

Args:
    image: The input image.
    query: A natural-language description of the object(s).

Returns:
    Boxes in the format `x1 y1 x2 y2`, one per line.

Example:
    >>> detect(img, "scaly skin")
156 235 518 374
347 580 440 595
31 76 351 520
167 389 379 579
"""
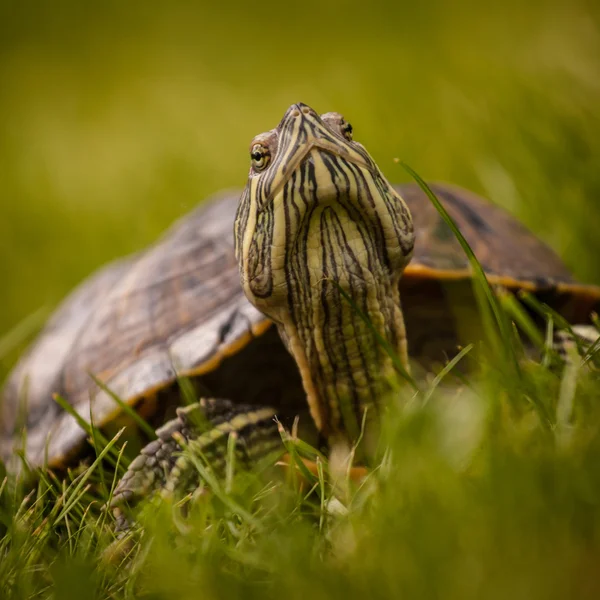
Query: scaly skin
235 104 414 448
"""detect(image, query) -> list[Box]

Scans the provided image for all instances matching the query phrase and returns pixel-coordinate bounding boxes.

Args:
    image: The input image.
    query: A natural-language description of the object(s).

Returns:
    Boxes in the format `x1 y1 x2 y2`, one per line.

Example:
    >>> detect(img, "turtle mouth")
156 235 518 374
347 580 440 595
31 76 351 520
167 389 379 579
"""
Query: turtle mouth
264 144 374 207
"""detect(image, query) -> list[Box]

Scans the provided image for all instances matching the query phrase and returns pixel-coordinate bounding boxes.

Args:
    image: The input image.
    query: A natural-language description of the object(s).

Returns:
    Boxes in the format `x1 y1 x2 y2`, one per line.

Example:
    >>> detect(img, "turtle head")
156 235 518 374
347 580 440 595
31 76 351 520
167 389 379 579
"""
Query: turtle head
235 103 414 451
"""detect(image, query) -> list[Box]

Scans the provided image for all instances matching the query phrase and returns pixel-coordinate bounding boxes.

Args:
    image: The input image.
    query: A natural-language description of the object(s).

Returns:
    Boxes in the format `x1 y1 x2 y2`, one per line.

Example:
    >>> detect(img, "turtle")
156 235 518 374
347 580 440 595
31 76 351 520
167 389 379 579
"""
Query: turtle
1 103 599 511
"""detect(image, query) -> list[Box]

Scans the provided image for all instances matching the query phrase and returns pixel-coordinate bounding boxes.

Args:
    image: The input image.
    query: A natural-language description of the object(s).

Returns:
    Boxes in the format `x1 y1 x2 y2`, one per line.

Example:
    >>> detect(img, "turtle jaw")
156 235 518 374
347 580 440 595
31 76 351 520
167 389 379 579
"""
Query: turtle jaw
235 103 415 451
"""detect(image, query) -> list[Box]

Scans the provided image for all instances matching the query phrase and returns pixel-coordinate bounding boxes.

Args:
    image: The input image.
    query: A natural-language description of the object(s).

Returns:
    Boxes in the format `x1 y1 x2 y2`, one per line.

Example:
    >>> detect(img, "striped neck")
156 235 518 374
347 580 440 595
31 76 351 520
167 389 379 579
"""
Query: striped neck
272 173 410 443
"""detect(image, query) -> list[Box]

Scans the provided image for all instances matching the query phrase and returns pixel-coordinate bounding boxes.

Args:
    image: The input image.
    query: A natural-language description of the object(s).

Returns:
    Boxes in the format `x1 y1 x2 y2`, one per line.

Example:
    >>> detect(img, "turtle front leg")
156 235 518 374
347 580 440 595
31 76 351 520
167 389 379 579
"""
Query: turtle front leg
109 397 281 530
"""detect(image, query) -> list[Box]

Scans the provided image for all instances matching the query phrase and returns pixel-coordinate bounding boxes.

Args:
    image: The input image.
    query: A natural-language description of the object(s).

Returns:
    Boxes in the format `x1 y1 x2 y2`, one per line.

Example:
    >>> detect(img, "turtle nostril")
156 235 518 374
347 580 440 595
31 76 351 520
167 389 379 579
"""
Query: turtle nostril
302 107 310 115
291 109 300 118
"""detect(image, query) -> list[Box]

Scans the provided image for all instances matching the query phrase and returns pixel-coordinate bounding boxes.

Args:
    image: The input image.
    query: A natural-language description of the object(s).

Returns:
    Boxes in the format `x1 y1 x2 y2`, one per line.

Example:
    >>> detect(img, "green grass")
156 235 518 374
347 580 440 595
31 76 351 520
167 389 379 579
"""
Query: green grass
1 336 600 599
2 1 600 598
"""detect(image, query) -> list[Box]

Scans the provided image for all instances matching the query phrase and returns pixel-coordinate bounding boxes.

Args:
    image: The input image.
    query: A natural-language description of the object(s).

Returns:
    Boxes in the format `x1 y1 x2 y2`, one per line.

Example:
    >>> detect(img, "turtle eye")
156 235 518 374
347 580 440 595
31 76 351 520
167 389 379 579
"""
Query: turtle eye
340 119 353 141
251 143 271 171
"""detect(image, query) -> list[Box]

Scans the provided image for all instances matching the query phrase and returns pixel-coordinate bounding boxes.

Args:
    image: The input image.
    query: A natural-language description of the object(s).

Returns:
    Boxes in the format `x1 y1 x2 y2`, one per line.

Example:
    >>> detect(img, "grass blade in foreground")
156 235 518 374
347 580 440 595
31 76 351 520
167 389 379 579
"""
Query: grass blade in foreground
88 373 157 440
331 280 419 393
401 164 521 378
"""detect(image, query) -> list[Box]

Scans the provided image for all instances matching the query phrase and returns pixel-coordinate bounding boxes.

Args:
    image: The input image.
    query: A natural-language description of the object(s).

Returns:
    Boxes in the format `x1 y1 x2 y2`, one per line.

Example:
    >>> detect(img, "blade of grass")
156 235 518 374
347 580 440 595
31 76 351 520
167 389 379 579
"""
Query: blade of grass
53 394 128 470
176 374 200 407
518 291 589 357
89 399 108 495
225 432 237 495
53 393 107 443
317 457 326 533
401 164 521 379
277 421 321 488
55 428 124 522
87 373 156 440
99 442 129 531
171 432 264 531
583 334 600 365
498 289 546 351
422 343 474 405
556 346 580 449
542 318 555 369
330 280 420 393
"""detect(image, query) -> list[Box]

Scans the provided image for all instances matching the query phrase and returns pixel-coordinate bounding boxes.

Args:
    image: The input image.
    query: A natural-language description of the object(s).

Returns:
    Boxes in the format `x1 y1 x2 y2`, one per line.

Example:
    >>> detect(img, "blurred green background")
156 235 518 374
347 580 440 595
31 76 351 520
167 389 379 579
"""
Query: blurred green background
1 0 599 380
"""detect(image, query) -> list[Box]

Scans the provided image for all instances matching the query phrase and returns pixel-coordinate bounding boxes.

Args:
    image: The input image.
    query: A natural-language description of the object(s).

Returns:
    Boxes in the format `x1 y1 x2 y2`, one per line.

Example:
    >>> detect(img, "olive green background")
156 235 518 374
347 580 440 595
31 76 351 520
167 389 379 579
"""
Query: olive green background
1 0 599 378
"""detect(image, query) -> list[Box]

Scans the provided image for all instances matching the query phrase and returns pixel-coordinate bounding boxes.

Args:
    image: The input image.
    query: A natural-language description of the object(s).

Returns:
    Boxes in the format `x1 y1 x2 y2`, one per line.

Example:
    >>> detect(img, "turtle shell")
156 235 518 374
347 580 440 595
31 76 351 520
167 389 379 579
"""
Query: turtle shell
398 183 600 364
0 192 284 468
404 183 599 303
2 183 599 468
